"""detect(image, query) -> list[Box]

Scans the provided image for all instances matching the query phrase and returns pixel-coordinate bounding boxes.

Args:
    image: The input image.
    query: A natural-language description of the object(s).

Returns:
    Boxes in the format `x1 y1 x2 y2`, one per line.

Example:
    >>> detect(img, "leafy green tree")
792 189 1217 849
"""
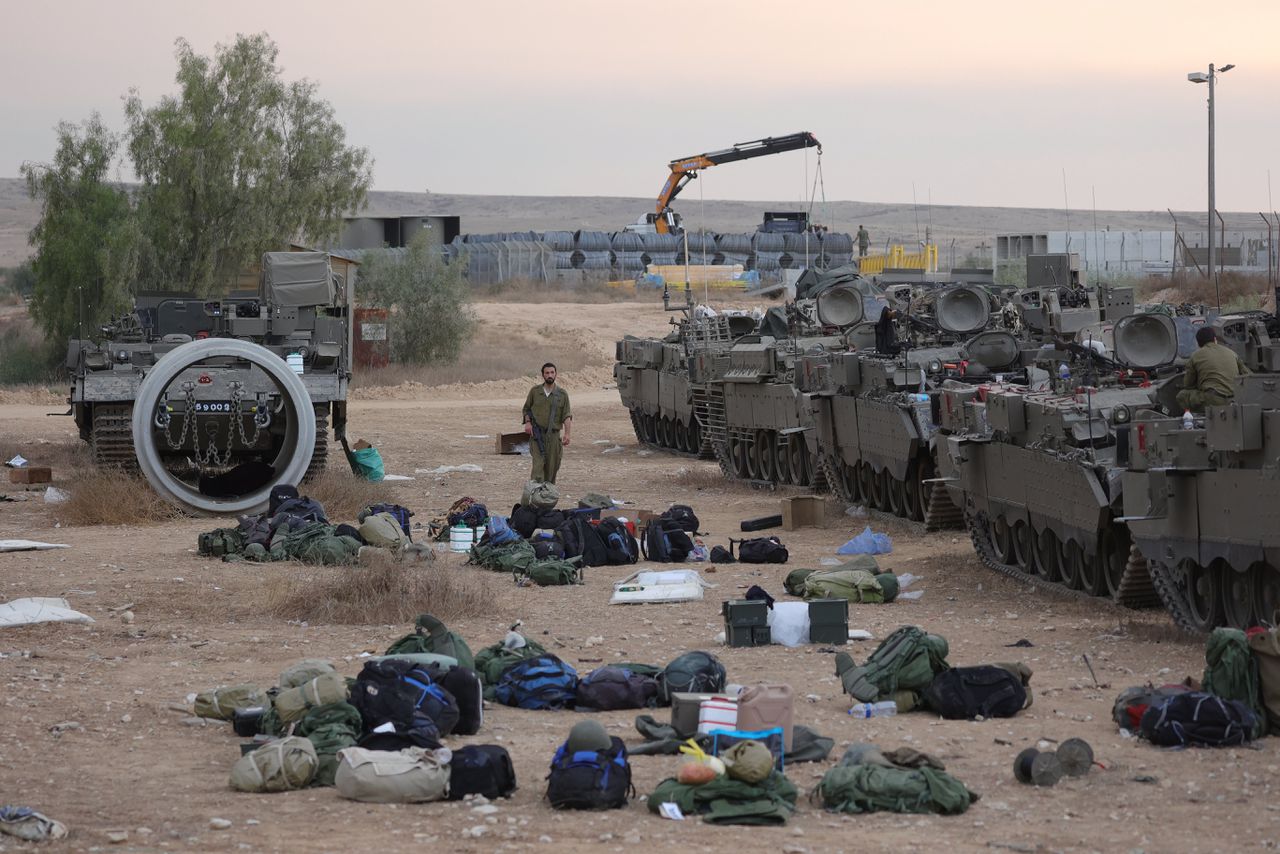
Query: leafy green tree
122 33 371 295
20 113 133 342
359 235 476 365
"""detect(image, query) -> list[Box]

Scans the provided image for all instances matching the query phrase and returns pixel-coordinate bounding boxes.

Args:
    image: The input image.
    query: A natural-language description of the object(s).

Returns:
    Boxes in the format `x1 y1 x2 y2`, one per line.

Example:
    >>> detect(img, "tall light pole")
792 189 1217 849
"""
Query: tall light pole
1188 62 1234 308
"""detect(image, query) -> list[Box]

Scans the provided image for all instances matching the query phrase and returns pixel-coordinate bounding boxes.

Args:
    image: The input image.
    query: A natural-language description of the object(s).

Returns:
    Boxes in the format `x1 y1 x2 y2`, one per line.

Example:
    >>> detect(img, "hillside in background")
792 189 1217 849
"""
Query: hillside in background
0 176 1226 268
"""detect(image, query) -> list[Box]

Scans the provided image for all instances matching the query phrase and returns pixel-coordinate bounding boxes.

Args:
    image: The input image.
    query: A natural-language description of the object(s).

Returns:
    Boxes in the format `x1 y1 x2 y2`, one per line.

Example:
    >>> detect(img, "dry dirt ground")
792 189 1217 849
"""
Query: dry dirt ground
0 302 1276 854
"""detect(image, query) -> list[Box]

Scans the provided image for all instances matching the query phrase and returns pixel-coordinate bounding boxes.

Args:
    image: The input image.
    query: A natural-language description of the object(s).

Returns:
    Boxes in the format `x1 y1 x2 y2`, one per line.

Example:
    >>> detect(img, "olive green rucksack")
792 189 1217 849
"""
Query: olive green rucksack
783 568 816 597
516 559 583 587
198 528 243 558
385 614 476 670
295 701 363 787
801 568 885 604
835 626 950 707
1203 627 1266 738
474 634 548 688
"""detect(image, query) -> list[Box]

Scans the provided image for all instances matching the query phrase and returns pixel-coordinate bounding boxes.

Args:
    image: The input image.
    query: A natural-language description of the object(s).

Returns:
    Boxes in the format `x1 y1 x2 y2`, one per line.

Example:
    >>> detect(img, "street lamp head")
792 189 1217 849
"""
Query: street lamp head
1187 72 1209 83
1220 63 1235 73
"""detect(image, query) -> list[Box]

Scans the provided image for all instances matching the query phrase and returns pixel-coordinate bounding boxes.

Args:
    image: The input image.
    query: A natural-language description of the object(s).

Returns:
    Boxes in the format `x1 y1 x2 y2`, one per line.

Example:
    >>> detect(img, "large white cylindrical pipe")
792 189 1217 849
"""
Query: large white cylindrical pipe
131 338 316 516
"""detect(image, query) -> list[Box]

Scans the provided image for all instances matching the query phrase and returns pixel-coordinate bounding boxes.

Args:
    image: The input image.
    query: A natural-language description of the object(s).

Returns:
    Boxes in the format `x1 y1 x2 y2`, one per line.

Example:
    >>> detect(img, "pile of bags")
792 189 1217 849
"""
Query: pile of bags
835 625 1034 719
1112 625 1280 748
814 743 978 815
197 485 415 566
783 555 901 604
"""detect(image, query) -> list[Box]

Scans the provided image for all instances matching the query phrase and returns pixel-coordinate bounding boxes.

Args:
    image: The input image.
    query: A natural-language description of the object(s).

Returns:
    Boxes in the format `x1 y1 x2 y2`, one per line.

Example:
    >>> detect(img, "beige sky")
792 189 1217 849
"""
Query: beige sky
3 0 1277 212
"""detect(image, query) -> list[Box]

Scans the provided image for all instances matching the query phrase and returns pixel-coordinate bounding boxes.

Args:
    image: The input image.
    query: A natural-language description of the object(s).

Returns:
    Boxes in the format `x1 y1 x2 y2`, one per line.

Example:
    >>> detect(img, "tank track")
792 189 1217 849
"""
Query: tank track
1146 558 1199 633
91 404 138 469
965 509 1157 608
923 480 964 531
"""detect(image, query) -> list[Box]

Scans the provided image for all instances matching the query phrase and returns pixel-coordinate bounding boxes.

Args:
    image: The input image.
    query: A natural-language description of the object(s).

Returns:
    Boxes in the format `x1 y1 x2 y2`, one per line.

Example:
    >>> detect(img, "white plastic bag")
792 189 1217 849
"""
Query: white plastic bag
768 602 810 648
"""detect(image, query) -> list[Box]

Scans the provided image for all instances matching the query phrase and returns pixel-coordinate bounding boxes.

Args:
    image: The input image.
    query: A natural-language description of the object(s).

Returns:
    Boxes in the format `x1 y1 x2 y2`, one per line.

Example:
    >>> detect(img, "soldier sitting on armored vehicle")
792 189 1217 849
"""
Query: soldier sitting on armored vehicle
1176 326 1250 412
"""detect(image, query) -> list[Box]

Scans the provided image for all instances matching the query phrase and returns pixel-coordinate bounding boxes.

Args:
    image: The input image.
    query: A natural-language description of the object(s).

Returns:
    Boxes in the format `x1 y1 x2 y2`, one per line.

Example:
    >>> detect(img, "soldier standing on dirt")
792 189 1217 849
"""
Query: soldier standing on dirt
857 225 870 257
522 362 572 483
1176 326 1249 412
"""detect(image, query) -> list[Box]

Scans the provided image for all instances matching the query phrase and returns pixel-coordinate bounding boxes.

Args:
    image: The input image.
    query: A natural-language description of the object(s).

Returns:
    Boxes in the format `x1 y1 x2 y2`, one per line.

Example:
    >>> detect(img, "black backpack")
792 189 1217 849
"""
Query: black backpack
660 504 700 534
558 517 608 567
268 484 299 514
532 536 566 560
657 651 728 705
596 518 638 566
1139 691 1259 747
351 659 460 736
510 503 539 538
710 545 735 563
448 745 517 801
736 536 789 564
356 717 442 752
642 520 694 563
576 666 659 711
923 665 1028 720
545 735 633 810
429 664 484 736
537 509 566 530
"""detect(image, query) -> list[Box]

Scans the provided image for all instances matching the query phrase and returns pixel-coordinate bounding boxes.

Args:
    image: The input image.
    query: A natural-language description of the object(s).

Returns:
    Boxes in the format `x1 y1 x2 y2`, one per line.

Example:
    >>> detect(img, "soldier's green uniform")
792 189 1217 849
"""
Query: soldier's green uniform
1176 341 1249 411
857 226 870 257
523 384 571 483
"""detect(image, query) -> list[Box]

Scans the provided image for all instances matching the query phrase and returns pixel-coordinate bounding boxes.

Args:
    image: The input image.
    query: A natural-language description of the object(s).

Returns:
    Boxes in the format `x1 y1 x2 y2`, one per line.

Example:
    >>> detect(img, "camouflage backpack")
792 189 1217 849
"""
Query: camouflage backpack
517 559 583 587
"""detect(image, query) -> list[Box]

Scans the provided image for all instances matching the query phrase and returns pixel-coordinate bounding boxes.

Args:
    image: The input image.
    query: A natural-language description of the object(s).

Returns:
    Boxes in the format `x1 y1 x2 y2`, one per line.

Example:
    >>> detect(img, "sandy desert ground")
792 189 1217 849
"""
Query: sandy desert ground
1 301 1276 853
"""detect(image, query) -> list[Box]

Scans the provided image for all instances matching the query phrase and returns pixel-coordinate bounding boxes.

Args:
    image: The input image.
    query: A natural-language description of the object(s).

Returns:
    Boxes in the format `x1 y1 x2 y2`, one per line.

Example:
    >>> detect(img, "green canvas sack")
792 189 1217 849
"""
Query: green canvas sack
815 763 977 815
648 770 798 826
359 512 407 550
835 626 950 705
783 568 816 597
274 672 349 724
385 614 476 670
229 736 318 793
801 568 884 604
1248 627 1280 731
194 684 267 720
279 659 336 690
518 559 583 587
522 480 560 510
1203 627 1266 737
334 747 452 803
295 701 363 787
198 528 243 558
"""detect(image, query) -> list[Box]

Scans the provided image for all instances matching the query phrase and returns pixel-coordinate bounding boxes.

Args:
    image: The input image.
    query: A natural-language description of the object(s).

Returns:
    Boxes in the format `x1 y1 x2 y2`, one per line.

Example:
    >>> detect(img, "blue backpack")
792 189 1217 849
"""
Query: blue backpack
364 503 414 537
545 735 632 810
493 655 578 710
484 515 523 547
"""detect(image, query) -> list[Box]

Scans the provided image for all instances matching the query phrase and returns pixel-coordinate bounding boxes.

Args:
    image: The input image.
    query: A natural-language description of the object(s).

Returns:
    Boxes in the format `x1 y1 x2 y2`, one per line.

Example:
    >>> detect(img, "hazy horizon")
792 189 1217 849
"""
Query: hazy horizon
2 1 1278 214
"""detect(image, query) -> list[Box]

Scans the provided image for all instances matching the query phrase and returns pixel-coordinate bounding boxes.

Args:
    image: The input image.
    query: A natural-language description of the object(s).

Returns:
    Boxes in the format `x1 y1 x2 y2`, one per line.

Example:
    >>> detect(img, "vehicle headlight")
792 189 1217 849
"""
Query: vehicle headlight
1112 405 1130 425
116 350 129 363
927 359 942 373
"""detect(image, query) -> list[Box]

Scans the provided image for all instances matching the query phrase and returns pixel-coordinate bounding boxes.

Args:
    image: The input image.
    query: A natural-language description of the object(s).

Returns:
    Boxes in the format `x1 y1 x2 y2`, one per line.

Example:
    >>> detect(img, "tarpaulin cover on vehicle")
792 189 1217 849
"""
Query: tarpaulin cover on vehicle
262 252 334 307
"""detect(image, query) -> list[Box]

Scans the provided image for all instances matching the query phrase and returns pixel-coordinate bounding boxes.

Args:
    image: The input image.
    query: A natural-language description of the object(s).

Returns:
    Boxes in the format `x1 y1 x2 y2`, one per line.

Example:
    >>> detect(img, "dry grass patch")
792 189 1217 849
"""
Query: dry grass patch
266 558 497 625
55 469 184 526
302 469 395 522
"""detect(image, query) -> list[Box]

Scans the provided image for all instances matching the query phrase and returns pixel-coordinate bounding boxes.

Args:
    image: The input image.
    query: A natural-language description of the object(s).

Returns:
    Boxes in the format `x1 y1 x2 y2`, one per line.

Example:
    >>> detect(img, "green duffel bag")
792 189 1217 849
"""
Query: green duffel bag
296 702 363 787
198 527 243 558
274 672 349 724
279 659 336 690
802 568 884 604
815 762 977 815
194 683 267 720
518 560 583 587
334 747 452 803
783 568 816 597
474 634 548 688
522 480 559 510
359 512 407 549
229 736 318 793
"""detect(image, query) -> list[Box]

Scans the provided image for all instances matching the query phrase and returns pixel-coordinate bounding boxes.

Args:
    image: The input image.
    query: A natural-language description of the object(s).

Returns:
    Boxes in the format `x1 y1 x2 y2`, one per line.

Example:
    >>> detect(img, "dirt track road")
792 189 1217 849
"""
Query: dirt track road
0 313 1274 853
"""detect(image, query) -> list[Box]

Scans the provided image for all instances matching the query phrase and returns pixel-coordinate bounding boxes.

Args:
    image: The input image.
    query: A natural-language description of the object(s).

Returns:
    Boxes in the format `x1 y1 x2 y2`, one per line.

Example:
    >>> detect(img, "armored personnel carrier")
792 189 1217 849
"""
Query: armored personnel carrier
1122 311 1280 631
66 251 351 514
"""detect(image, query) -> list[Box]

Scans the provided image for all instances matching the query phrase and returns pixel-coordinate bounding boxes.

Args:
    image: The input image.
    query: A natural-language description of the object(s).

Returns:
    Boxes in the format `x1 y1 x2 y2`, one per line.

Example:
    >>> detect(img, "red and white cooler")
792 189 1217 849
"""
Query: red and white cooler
696 696 738 735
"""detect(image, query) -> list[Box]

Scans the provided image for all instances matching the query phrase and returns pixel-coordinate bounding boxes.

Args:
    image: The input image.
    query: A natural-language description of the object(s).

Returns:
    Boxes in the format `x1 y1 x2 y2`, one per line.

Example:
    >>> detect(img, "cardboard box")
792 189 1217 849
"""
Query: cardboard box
9 466 52 485
781 495 825 531
496 432 529 455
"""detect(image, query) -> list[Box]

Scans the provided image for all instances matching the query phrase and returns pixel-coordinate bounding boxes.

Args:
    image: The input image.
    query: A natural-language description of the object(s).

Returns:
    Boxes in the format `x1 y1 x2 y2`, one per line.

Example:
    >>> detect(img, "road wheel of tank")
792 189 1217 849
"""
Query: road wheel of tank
838 462 860 503
788 437 807 486
1032 528 1062 582
1100 527 1132 602
774 434 792 484
1222 563 1258 629
727 436 745 478
869 468 890 511
1078 546 1105 596
739 435 757 479
989 516 1014 565
755 430 777 483
640 413 655 444
1254 564 1280 625
886 475 906 517
1184 559 1224 632
1058 539 1084 590
903 460 926 522
1011 521 1034 571
857 462 875 504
